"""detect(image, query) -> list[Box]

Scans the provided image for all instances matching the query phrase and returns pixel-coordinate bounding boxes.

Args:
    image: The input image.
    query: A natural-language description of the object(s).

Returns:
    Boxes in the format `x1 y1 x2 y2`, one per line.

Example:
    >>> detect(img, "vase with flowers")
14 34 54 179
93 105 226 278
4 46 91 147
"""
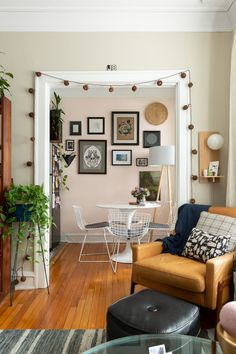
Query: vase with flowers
131 187 150 205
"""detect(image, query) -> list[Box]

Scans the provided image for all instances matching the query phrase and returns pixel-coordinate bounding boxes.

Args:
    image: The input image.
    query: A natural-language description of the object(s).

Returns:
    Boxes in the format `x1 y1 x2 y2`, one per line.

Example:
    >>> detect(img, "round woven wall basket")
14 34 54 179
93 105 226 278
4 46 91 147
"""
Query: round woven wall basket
145 102 168 125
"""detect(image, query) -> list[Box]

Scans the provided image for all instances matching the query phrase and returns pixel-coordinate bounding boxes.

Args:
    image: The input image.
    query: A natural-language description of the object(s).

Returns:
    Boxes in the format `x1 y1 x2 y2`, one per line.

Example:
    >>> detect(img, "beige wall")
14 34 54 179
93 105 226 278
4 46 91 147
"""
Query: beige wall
0 32 232 207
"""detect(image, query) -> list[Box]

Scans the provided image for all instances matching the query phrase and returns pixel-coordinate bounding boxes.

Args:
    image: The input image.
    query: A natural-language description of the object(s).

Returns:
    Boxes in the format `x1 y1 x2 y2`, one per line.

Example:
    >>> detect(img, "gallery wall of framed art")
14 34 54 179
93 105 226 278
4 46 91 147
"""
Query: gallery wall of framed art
59 95 175 235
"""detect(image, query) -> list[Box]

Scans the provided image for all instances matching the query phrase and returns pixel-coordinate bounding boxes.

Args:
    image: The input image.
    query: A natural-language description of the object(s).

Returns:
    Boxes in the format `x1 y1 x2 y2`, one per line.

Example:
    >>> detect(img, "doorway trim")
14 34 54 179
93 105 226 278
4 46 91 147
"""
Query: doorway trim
34 70 191 288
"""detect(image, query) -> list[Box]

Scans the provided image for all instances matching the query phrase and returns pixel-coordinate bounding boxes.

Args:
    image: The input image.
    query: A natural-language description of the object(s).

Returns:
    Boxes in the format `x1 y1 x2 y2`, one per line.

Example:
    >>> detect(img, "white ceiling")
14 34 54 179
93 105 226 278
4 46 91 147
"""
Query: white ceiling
0 0 236 32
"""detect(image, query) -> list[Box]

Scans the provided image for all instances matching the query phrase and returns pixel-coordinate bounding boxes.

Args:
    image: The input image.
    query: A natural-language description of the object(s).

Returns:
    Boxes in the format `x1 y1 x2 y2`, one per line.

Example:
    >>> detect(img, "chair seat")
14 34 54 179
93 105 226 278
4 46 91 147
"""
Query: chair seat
85 221 109 229
149 222 170 229
133 253 206 293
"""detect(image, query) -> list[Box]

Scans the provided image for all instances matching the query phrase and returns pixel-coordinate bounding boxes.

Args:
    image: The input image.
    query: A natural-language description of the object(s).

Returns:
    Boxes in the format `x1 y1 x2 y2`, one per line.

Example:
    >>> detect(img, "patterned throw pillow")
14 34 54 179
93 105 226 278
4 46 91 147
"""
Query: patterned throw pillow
182 228 231 263
196 211 236 252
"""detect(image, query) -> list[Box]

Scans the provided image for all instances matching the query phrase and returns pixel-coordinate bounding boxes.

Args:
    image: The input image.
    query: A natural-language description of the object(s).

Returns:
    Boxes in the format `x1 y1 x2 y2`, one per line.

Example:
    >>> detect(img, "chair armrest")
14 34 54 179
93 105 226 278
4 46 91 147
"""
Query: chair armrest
132 241 163 262
205 251 236 309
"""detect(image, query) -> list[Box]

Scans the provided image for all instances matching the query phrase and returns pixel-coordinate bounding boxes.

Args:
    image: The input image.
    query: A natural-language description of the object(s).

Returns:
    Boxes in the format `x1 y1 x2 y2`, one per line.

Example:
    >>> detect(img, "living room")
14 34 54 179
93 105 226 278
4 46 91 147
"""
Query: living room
0 1 236 353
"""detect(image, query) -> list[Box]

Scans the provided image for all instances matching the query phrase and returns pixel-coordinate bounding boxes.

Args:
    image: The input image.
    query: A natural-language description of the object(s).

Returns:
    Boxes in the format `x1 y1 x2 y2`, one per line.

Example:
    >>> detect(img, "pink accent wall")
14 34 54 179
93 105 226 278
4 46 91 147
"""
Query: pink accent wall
60 96 175 235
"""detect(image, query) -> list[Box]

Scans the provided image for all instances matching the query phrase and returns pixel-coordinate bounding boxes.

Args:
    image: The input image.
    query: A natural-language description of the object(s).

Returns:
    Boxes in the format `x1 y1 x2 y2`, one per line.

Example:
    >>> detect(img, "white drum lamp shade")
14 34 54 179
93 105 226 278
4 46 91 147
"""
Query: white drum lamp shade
149 145 175 166
207 134 224 150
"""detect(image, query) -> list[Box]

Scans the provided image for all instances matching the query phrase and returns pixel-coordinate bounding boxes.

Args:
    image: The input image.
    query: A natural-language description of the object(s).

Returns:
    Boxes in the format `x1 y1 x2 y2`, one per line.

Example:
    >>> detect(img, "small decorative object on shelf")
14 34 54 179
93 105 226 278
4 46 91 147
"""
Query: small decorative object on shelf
131 187 150 206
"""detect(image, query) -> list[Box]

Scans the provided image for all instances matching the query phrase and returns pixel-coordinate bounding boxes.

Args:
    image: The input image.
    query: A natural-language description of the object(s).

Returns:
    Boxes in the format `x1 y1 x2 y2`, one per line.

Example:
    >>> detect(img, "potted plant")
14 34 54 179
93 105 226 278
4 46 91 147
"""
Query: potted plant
131 187 150 205
50 92 65 143
1 184 51 304
0 64 14 99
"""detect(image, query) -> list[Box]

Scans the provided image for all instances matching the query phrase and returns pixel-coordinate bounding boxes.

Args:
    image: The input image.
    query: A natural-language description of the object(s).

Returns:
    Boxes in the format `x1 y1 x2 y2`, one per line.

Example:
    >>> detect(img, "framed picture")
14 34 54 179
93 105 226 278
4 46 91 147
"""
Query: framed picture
136 158 148 167
87 117 105 134
208 161 219 176
112 111 139 145
143 130 161 148
70 121 81 136
112 150 132 166
139 171 161 201
65 139 75 151
78 140 107 174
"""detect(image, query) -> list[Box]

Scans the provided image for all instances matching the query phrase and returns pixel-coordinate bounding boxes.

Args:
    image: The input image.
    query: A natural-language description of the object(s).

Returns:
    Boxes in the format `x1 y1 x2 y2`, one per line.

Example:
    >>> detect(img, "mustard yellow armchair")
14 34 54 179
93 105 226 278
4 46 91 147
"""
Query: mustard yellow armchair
131 206 236 315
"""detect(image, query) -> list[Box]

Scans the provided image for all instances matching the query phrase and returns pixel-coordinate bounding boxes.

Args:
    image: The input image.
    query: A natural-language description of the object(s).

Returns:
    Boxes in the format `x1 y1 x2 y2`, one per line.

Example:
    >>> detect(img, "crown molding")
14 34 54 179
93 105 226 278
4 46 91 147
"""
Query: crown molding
0 1 235 32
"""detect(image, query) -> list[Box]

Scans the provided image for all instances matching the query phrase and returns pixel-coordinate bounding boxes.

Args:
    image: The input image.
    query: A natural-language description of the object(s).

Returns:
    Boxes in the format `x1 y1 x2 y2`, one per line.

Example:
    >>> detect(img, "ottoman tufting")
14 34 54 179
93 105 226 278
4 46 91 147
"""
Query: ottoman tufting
106 289 200 341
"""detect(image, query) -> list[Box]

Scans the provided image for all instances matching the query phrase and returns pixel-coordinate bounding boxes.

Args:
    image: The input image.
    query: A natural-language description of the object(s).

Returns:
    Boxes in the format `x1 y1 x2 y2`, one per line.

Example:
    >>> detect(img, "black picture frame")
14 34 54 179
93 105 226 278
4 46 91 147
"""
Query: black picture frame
112 150 132 166
112 111 139 145
136 158 148 167
78 140 107 174
143 130 161 148
87 117 105 134
65 139 75 151
70 121 82 136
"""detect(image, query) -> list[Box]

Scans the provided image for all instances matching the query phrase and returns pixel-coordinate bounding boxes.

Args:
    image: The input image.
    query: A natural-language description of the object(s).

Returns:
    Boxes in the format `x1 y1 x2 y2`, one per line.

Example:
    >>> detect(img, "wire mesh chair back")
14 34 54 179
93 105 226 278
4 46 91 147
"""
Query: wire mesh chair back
72 205 87 231
108 211 151 241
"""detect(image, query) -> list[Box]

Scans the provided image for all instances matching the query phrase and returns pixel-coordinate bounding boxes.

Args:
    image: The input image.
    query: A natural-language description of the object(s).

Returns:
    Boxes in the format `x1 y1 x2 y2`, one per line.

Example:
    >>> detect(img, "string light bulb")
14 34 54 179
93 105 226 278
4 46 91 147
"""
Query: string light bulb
132 85 137 92
83 84 89 91
64 80 69 86
180 72 187 78
157 80 163 86
109 86 114 93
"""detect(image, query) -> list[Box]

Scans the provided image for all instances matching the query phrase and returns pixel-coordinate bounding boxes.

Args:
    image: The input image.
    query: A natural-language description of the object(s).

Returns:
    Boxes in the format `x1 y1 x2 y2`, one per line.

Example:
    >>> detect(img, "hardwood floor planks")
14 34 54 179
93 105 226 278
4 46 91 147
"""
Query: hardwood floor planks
0 243 132 329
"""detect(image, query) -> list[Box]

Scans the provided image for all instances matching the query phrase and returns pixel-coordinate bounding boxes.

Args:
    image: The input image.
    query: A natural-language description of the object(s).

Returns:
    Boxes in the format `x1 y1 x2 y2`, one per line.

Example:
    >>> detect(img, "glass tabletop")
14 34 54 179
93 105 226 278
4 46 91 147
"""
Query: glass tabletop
83 334 223 354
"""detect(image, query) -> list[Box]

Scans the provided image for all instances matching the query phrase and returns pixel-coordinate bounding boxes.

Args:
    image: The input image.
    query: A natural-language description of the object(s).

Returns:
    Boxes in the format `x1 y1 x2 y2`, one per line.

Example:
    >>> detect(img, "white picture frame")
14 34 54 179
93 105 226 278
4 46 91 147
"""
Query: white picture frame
208 161 219 176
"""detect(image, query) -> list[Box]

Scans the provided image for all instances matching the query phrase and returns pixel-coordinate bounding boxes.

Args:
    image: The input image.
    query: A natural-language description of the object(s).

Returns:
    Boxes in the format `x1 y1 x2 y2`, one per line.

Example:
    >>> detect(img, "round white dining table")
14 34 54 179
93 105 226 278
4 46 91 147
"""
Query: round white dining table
96 202 160 263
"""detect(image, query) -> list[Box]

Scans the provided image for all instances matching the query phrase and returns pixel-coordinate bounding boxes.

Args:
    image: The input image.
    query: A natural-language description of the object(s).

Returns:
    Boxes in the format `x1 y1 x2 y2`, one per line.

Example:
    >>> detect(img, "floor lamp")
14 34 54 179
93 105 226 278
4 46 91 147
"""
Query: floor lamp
149 145 175 222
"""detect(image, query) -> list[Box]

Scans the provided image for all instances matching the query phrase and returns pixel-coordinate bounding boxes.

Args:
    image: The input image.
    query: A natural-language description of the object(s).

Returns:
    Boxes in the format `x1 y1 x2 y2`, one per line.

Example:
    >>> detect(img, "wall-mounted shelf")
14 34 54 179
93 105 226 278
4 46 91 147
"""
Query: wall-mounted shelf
198 131 223 183
201 176 224 183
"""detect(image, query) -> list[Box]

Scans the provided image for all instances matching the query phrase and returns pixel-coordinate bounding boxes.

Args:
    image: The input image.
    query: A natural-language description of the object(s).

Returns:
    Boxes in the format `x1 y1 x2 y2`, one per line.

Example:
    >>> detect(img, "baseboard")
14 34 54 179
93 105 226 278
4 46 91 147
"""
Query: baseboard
61 233 115 243
62 233 150 243
15 271 36 290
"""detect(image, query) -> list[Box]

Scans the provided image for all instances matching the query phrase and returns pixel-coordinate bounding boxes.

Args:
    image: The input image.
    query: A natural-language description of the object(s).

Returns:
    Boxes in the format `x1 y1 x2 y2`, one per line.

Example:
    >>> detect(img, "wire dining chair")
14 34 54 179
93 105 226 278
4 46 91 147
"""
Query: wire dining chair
148 201 177 242
108 211 151 272
73 205 114 271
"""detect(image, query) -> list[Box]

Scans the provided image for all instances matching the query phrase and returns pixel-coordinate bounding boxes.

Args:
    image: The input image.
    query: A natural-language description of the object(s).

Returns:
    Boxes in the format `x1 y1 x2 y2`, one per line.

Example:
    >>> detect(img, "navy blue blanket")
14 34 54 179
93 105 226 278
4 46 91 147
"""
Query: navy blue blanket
161 203 210 255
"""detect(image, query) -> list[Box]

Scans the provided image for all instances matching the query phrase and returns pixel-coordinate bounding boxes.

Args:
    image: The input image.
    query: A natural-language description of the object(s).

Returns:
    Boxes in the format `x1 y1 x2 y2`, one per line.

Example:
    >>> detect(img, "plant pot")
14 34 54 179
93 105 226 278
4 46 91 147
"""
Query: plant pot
10 204 32 222
50 109 62 143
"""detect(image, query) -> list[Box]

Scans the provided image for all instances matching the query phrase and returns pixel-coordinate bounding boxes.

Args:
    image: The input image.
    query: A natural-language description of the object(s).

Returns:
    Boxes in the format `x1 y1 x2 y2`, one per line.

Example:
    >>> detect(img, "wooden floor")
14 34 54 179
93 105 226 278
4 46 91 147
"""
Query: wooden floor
0 243 132 329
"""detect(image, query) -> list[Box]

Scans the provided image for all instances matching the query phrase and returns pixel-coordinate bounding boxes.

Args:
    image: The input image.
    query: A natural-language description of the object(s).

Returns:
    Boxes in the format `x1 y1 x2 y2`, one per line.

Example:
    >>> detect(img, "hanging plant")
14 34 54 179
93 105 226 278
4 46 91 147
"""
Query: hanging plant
50 92 65 143
57 144 70 191
0 64 14 99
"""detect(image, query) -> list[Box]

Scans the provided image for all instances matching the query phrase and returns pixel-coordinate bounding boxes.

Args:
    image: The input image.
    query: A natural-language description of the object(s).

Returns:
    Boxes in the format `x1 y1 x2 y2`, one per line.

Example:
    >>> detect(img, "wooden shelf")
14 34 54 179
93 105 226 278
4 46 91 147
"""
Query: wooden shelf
201 176 224 183
0 96 12 300
198 131 222 183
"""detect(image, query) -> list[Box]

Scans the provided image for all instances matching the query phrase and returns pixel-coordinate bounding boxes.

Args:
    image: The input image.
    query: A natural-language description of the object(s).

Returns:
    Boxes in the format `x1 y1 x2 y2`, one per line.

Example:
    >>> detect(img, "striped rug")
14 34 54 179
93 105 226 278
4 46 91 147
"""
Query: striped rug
0 329 106 354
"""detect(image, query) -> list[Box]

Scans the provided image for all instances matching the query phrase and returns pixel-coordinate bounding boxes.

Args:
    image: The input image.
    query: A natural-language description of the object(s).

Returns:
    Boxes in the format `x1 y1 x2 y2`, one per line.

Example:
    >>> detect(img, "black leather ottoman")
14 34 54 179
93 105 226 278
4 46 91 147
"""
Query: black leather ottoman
106 289 200 341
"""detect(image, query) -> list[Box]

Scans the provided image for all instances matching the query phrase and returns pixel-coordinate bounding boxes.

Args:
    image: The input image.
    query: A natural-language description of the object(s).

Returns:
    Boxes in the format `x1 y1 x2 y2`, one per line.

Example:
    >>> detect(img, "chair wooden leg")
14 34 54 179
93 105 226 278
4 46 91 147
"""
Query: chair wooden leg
130 281 136 294
214 276 232 340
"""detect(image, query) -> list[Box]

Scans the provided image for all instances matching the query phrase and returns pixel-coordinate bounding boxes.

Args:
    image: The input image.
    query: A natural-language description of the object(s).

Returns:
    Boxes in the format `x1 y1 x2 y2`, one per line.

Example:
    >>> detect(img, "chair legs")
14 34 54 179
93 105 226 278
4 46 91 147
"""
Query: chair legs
110 237 121 273
78 228 115 272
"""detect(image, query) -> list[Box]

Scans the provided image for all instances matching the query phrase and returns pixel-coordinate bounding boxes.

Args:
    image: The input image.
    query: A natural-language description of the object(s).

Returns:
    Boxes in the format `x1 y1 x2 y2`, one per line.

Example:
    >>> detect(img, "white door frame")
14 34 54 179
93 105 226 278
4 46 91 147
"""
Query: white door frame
34 70 191 288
